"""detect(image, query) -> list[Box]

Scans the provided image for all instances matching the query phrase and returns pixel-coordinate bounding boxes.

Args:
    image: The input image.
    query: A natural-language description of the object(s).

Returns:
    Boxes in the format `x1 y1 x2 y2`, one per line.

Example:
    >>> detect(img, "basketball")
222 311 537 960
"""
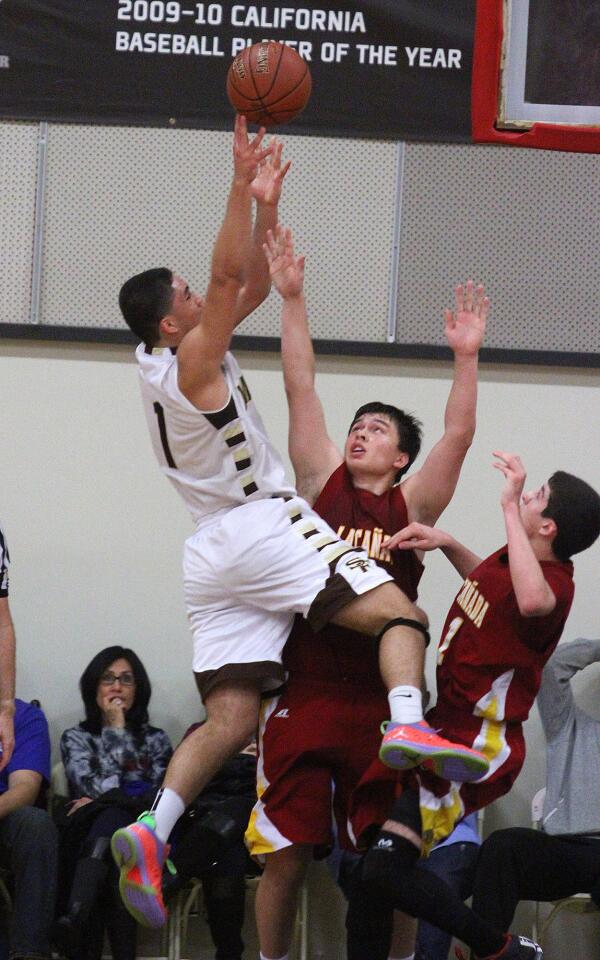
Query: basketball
226 42 312 127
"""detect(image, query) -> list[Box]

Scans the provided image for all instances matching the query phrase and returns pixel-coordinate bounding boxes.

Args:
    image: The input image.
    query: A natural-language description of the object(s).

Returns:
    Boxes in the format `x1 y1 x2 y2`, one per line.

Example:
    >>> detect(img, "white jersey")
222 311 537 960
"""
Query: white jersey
136 344 295 525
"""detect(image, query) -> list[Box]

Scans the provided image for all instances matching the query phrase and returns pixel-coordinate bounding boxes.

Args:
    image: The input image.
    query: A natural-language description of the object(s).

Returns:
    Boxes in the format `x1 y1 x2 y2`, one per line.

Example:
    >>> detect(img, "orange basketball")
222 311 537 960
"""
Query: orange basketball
226 42 312 127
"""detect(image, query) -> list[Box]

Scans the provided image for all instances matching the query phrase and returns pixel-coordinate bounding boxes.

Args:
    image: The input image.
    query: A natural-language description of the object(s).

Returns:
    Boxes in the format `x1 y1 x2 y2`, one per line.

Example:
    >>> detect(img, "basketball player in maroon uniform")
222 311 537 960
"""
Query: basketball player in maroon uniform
349 452 600 960
248 226 489 960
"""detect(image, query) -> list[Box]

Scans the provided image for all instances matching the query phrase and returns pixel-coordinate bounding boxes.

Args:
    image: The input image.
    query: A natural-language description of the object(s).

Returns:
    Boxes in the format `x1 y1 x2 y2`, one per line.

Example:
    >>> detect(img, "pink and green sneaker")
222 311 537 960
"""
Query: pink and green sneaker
111 812 170 928
379 720 490 782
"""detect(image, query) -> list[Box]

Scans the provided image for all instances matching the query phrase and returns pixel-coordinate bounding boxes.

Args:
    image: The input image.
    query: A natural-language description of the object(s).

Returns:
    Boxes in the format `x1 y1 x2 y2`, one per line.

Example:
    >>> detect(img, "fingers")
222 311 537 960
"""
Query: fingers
464 279 474 313
263 226 297 270
383 522 429 549
453 283 463 317
270 138 283 169
278 158 292 181
452 281 489 318
492 450 525 475
248 124 267 151
255 143 275 164
492 449 521 466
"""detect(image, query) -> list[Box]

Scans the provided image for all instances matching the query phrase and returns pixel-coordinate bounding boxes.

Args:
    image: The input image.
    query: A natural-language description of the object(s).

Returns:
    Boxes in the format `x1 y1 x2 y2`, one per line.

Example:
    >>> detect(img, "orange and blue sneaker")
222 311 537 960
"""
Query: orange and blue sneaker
379 720 489 782
111 812 169 928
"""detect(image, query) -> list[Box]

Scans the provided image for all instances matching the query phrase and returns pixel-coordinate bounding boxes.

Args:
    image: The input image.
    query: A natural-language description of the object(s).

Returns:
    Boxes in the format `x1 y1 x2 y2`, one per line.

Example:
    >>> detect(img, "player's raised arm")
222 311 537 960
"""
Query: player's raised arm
177 116 273 408
384 521 482 579
233 138 291 324
265 225 342 505
403 281 489 526
493 451 557 617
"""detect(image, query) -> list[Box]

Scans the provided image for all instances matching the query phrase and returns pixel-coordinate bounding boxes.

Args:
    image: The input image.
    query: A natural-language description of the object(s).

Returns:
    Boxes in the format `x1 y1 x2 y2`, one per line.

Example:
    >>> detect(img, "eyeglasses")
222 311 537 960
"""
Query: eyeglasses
99 671 136 686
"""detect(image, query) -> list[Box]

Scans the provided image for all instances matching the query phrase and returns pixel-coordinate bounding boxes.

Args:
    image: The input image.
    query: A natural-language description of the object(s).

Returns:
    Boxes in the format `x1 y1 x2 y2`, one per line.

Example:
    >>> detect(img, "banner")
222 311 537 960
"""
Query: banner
0 1 475 140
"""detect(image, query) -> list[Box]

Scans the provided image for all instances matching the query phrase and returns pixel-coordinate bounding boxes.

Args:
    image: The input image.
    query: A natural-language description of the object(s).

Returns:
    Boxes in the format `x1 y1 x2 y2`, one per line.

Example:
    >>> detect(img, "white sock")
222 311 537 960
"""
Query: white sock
259 954 289 960
149 787 186 843
388 686 423 724
390 954 415 960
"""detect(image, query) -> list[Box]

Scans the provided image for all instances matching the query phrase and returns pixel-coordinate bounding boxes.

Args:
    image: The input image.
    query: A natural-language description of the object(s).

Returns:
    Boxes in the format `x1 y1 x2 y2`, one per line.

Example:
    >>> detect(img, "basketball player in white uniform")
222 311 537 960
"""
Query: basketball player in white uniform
111 116 487 931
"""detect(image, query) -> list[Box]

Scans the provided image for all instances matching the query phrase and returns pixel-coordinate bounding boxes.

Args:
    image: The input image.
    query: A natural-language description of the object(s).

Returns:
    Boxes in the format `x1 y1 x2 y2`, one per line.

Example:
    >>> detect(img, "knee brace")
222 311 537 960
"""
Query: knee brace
362 830 420 902
377 617 430 647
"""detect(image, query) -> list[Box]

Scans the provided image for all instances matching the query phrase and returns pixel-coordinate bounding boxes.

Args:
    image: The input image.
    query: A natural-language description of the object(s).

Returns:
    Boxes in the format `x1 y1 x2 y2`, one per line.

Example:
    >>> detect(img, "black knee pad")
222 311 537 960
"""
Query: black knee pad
377 617 430 647
362 830 420 899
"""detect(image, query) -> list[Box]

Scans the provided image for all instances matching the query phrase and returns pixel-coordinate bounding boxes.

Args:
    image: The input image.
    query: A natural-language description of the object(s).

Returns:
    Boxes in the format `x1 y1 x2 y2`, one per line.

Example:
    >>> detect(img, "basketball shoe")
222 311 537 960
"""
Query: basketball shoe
111 812 169 928
379 720 489 781
455 933 544 959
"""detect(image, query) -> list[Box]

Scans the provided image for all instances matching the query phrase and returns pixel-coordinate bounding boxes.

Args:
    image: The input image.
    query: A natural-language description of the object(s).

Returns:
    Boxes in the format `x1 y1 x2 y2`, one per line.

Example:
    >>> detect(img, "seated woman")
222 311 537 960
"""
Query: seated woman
54 645 172 960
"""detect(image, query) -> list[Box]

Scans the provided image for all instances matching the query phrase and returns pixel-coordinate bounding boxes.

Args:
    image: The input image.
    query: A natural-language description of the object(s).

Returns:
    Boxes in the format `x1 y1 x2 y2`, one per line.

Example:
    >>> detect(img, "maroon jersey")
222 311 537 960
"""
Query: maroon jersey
429 546 574 732
351 546 575 850
283 463 423 684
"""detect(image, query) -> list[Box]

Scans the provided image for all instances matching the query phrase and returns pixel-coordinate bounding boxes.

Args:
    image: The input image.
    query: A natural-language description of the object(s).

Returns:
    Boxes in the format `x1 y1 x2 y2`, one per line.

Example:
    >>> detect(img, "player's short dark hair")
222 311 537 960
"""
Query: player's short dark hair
542 471 600 561
118 268 174 347
349 402 423 482
79 645 152 736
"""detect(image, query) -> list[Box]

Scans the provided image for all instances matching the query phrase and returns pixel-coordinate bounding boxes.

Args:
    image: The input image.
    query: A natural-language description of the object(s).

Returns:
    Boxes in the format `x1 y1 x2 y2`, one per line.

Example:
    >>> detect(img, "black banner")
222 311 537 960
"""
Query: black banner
0 1 475 140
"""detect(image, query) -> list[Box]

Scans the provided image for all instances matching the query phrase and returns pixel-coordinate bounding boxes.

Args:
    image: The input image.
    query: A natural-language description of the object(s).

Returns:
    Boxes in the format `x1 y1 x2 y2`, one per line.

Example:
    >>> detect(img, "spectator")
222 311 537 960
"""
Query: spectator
54 646 172 960
0 697 58 960
471 637 600 931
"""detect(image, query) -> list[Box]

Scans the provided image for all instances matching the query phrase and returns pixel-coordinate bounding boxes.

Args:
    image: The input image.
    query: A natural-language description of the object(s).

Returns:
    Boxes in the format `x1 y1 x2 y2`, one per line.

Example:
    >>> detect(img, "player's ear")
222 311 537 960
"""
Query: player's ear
159 313 178 338
539 516 557 541
393 451 410 472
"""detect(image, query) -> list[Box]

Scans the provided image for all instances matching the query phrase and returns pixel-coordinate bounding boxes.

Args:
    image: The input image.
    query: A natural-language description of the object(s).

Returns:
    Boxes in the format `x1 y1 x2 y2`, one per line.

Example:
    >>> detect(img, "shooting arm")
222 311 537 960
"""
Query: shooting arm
178 118 272 407
235 140 291 323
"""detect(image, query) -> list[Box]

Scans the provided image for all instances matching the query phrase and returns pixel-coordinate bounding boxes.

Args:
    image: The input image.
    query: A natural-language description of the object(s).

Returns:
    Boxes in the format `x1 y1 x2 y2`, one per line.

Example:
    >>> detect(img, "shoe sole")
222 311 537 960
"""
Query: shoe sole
111 828 167 929
379 742 489 782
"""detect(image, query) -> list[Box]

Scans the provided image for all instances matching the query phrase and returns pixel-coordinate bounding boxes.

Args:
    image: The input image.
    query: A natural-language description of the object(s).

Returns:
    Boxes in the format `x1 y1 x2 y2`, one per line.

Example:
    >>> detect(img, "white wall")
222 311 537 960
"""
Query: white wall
1 339 599 956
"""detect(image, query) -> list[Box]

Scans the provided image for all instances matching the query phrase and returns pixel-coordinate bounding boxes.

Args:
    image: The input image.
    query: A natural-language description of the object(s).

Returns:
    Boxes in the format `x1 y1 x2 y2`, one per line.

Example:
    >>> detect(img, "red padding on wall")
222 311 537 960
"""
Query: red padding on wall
472 0 600 153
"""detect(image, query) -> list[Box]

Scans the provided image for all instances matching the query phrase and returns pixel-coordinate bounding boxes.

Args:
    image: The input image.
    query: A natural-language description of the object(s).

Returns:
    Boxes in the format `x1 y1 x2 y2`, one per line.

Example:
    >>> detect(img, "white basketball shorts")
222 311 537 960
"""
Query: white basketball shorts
183 495 392 693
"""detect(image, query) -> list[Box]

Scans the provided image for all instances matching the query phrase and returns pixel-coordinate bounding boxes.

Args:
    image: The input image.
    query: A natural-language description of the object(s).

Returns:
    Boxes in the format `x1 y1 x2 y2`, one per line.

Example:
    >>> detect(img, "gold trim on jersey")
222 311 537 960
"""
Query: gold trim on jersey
419 782 465 856
337 524 392 563
455 577 490 629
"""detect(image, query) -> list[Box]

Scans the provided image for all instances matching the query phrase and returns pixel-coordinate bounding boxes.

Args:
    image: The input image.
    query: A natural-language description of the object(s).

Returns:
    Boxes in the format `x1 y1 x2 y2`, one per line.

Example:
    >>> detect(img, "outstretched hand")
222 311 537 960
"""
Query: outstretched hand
493 450 526 509
383 521 450 553
233 114 273 183
263 225 305 299
445 280 489 356
251 138 291 206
